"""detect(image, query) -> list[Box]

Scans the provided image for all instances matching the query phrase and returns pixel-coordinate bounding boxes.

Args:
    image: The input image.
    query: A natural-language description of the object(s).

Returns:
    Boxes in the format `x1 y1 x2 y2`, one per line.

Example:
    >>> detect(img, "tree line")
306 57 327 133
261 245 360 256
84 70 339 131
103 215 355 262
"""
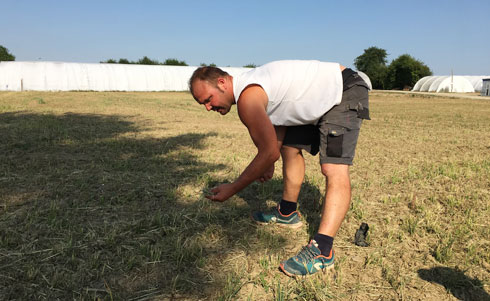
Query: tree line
100 58 257 68
101 56 188 66
354 46 432 90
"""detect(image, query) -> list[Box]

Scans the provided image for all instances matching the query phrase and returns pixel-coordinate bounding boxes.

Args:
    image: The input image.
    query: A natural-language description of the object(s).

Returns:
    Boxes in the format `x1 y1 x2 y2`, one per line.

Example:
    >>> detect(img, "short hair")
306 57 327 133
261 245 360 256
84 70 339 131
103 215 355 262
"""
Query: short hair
188 66 230 97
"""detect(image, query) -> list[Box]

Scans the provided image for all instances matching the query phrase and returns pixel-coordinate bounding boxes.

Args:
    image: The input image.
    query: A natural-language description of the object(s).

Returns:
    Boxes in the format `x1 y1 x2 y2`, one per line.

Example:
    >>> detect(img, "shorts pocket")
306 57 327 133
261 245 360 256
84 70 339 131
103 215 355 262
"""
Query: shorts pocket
345 85 370 120
326 128 344 157
347 100 370 120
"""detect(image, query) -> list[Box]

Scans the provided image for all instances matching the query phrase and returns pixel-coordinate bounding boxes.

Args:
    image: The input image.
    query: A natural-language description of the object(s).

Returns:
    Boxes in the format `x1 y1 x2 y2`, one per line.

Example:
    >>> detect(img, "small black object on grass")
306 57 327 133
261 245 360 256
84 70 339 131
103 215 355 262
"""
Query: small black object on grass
354 222 370 247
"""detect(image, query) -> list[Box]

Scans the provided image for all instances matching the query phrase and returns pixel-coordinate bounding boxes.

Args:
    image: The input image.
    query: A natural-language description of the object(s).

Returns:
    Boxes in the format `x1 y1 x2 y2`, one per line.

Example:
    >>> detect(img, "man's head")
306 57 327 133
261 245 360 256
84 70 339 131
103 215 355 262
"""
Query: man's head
188 66 235 115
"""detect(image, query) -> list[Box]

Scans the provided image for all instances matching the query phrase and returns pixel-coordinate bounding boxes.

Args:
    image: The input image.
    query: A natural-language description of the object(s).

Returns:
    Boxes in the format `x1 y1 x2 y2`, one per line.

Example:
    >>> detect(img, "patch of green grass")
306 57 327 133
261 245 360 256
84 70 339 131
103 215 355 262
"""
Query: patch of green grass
433 235 455 263
349 195 364 220
402 215 420 235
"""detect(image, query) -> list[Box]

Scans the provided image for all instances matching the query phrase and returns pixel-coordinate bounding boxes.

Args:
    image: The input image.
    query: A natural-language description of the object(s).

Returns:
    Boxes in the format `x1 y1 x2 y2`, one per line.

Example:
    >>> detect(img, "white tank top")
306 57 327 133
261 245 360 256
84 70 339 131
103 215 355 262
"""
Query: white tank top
233 60 343 126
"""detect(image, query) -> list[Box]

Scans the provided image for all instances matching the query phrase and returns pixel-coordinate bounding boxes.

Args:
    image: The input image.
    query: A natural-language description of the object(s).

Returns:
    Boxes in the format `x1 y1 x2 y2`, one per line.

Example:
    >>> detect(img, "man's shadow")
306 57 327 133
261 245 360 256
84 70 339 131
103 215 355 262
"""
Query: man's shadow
418 267 490 301
0 111 263 300
0 110 333 300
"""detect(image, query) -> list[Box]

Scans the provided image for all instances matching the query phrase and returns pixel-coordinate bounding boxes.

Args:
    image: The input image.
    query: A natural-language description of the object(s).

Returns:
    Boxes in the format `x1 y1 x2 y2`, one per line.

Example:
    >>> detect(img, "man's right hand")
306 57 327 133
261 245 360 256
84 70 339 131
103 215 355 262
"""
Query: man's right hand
206 183 236 202
257 164 274 183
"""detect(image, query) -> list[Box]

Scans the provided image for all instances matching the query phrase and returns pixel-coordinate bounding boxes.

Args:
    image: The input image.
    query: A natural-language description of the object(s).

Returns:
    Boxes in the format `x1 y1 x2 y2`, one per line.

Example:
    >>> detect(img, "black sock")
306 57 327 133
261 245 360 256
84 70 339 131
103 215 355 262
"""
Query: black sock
313 233 334 256
279 199 297 215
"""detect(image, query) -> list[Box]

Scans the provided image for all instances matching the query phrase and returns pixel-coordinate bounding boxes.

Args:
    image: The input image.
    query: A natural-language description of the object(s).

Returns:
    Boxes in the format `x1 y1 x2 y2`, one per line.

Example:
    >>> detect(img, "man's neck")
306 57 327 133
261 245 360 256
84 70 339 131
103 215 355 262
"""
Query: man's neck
229 76 236 104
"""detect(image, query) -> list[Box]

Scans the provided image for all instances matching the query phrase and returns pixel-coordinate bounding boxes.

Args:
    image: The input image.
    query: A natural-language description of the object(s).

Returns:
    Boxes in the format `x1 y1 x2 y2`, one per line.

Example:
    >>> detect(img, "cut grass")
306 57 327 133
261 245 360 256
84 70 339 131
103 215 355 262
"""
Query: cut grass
0 91 489 300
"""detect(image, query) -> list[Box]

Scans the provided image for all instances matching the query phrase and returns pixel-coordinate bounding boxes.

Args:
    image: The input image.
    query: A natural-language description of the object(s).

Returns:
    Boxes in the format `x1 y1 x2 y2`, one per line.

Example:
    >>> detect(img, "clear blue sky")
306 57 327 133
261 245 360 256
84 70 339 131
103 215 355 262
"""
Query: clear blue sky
2 0 489 75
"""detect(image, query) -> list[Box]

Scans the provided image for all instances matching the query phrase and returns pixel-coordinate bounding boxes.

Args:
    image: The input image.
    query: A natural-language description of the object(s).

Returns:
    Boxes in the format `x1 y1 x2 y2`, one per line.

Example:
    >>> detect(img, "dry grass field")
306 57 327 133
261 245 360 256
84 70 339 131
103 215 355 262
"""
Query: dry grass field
0 90 489 300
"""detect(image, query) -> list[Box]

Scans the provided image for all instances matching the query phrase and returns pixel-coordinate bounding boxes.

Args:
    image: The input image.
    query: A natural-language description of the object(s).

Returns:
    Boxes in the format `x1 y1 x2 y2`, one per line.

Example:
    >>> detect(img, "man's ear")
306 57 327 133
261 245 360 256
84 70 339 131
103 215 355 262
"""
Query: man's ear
217 77 226 90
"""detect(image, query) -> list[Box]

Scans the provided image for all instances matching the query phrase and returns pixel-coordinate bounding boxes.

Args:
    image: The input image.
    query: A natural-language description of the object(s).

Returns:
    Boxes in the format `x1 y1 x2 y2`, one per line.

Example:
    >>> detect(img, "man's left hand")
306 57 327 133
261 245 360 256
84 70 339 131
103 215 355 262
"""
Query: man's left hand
206 183 236 202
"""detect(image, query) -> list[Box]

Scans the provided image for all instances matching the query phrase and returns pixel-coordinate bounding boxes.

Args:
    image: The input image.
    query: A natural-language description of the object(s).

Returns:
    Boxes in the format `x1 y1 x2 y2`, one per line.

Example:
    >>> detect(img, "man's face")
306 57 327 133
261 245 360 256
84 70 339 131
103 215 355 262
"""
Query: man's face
192 79 233 115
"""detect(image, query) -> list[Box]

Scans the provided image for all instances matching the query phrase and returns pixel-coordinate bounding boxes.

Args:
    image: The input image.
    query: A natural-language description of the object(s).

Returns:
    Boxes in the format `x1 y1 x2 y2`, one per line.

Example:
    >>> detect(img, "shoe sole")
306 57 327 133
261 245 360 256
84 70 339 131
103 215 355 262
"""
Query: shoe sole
279 262 334 277
253 218 303 229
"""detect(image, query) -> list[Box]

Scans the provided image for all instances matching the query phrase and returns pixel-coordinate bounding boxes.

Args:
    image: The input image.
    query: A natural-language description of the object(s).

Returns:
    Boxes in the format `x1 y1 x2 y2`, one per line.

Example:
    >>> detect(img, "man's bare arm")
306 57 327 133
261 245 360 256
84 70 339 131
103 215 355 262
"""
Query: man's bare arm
256 125 286 183
206 85 280 201
235 85 280 189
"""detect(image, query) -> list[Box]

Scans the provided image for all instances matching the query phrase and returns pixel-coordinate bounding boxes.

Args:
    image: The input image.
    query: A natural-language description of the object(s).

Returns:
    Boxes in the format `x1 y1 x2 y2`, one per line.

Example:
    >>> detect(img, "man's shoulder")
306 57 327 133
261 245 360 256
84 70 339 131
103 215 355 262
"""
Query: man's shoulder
237 85 268 115
238 84 267 104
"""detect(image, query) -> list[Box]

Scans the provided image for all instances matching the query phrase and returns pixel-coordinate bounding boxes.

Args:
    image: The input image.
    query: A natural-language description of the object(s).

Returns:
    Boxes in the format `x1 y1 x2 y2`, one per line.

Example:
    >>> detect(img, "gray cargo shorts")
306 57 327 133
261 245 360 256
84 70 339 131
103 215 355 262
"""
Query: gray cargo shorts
282 69 370 165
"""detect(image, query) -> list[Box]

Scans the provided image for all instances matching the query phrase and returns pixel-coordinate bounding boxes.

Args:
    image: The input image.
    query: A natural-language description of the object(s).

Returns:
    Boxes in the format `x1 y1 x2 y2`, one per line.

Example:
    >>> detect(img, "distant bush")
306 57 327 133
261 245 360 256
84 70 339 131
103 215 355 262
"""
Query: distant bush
243 64 256 68
137 56 160 65
0 45 16 61
118 58 130 64
163 58 188 66
100 56 188 66
354 46 432 90
385 54 432 90
354 46 388 89
200 63 217 67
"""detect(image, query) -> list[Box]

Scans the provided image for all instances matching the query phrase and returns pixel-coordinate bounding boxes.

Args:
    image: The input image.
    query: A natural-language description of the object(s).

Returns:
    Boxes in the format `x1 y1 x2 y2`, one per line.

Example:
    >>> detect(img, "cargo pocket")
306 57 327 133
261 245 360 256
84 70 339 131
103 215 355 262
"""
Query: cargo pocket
345 84 370 121
347 100 370 120
343 73 371 121
326 127 344 157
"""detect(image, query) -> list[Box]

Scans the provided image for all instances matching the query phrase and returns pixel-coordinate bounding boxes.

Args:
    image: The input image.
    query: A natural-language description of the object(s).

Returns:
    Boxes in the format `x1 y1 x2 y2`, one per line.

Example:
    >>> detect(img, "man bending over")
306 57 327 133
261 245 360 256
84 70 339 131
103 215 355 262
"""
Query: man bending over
188 60 370 277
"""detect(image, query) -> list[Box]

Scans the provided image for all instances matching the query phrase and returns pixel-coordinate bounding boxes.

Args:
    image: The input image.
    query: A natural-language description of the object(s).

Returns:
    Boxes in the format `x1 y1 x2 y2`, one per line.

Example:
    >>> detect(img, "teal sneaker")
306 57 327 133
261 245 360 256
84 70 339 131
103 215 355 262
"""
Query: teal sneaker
279 240 334 277
252 205 302 229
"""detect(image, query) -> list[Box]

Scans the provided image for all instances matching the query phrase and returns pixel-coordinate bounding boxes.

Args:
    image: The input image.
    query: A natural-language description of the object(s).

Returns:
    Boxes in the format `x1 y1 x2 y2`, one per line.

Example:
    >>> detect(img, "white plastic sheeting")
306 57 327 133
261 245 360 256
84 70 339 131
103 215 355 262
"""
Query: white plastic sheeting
0 61 249 92
412 75 475 93
413 75 490 93
462 76 490 92
356 71 372 90
0 61 373 93
412 76 434 91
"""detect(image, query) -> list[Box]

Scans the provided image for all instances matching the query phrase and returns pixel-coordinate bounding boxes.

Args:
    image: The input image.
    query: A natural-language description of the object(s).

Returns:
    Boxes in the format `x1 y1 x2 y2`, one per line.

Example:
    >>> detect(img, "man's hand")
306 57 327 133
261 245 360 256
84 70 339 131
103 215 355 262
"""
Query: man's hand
257 164 274 183
205 183 236 202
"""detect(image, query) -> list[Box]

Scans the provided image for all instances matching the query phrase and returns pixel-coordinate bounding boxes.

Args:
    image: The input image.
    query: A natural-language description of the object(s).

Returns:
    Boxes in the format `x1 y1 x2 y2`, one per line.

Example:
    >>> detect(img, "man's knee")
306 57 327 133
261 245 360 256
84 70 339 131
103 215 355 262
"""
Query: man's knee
281 145 302 158
321 163 349 179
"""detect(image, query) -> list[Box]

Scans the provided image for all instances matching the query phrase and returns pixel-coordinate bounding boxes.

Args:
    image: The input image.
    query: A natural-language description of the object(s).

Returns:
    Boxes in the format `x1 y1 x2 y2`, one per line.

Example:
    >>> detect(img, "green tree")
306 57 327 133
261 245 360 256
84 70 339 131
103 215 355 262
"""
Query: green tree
101 59 117 64
118 58 131 64
354 46 388 89
137 56 160 65
0 46 16 61
163 58 188 66
243 63 256 68
385 54 432 90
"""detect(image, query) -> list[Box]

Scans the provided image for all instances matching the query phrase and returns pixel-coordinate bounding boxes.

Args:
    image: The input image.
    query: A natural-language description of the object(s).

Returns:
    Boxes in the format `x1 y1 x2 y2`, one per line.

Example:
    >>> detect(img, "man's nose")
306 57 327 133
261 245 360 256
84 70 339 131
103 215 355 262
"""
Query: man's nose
205 103 212 111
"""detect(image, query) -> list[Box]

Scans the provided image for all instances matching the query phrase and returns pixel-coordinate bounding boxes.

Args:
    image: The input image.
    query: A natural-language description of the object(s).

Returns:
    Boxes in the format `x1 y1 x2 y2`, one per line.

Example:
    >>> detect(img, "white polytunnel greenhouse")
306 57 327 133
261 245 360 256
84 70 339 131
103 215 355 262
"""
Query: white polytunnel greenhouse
0 61 372 92
463 76 490 92
412 75 490 93
356 71 372 90
0 61 249 92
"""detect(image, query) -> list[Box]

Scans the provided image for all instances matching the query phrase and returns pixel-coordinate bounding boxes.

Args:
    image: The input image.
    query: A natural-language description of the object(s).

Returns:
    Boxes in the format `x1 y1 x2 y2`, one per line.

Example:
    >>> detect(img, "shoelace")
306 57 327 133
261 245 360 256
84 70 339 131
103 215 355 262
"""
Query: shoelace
296 244 319 263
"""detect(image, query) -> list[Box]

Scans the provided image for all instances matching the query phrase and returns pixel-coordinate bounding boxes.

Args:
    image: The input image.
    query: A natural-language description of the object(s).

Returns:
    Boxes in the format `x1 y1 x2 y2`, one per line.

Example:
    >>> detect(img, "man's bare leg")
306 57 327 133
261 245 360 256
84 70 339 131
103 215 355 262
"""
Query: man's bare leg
279 161 348 276
318 163 351 236
281 145 305 204
251 145 305 226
